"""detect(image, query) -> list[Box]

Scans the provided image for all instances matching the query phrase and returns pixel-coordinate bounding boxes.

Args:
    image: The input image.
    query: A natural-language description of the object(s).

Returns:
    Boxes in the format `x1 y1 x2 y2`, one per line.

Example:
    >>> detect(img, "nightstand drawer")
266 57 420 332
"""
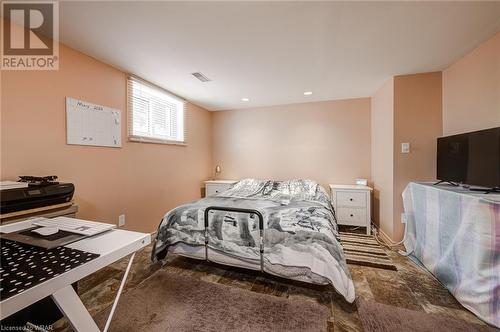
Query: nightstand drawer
336 191 367 208
206 183 232 196
337 207 367 226
330 184 372 234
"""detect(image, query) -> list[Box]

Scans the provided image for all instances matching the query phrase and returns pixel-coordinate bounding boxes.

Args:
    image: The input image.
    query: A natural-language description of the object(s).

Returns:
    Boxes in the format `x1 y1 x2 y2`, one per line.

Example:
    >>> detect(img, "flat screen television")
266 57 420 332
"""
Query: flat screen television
436 127 500 191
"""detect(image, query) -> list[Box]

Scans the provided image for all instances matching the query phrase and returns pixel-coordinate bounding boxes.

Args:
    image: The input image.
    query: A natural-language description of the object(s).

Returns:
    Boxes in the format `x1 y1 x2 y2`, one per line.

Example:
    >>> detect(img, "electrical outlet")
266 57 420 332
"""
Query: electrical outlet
401 142 410 153
118 214 125 227
401 213 407 224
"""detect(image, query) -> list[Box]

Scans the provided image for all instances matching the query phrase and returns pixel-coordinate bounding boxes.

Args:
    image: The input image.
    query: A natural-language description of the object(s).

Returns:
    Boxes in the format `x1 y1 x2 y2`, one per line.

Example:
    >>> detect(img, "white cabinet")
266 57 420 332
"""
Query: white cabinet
204 180 237 197
330 184 372 235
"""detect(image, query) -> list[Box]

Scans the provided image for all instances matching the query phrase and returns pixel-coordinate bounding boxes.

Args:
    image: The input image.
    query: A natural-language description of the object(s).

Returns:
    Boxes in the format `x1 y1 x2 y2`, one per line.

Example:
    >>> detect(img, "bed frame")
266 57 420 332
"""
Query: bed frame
152 206 266 270
203 206 265 272
153 205 335 289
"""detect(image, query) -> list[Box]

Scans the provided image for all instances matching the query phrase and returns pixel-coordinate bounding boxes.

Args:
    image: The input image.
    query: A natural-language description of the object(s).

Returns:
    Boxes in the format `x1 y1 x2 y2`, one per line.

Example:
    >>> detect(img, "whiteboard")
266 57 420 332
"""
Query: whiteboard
66 97 121 148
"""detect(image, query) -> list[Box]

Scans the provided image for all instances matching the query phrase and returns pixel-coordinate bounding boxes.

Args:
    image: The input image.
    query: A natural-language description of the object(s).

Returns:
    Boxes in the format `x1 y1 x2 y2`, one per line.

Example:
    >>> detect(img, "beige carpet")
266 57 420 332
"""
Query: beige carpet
95 270 330 332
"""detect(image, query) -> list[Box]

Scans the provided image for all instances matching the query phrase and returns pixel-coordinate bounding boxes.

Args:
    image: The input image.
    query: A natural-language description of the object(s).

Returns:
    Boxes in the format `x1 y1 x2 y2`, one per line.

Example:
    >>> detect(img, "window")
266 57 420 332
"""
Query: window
128 75 186 145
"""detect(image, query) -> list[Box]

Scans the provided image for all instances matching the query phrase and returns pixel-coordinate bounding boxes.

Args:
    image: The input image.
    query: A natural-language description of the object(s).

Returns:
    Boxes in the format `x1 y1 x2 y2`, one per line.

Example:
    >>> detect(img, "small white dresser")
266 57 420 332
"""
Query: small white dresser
204 180 237 197
330 184 372 235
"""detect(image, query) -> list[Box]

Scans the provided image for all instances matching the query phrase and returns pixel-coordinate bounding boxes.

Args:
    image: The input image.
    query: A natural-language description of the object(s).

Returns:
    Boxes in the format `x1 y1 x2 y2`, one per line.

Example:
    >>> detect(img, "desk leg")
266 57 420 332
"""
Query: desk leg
103 252 135 332
51 285 100 332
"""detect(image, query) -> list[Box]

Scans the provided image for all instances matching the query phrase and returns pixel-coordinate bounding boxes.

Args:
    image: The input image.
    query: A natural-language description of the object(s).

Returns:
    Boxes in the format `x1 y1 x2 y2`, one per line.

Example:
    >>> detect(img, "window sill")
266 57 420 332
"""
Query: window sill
128 136 187 146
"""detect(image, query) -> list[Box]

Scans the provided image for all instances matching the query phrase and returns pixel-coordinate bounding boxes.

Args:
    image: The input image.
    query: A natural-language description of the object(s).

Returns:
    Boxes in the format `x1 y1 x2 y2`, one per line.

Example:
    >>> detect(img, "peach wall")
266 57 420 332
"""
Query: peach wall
1 44 213 233
393 72 443 240
370 73 442 242
212 99 371 190
370 78 394 239
443 32 500 135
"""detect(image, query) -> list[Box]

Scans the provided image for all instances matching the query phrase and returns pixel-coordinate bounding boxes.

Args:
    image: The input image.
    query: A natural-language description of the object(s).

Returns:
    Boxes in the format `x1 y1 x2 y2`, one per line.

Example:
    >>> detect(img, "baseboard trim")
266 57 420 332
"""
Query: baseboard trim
372 224 397 245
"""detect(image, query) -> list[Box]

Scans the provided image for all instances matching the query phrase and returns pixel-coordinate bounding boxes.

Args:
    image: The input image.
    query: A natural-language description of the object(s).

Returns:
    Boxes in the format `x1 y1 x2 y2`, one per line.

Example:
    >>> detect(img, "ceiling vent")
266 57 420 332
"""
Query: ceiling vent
191 72 211 82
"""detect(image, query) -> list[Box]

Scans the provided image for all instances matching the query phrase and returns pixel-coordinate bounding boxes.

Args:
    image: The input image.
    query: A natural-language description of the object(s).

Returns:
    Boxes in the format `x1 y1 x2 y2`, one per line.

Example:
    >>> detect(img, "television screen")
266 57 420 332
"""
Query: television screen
437 127 500 188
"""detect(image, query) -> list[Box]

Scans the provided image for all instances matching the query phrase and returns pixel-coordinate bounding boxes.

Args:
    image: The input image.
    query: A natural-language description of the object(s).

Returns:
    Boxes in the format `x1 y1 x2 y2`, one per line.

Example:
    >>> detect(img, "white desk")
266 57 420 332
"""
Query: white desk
0 220 151 332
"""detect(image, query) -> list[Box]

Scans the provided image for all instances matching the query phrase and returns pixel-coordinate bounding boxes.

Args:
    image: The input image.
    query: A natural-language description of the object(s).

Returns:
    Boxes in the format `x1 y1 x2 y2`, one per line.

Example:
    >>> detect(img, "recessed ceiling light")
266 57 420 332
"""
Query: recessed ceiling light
304 91 313 96
241 97 250 102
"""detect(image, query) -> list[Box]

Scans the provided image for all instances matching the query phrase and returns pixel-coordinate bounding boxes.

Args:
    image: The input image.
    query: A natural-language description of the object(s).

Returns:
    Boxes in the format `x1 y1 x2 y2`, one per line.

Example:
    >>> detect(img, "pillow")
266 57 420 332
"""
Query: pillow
262 179 319 201
220 178 268 197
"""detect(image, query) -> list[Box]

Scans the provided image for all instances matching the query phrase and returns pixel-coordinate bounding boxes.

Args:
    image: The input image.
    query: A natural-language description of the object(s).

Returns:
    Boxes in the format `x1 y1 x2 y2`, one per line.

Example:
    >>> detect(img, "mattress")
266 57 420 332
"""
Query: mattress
152 178 355 302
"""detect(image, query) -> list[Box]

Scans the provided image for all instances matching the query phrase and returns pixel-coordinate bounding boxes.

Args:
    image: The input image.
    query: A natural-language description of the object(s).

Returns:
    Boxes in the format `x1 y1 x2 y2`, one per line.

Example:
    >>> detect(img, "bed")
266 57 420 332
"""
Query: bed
152 178 355 302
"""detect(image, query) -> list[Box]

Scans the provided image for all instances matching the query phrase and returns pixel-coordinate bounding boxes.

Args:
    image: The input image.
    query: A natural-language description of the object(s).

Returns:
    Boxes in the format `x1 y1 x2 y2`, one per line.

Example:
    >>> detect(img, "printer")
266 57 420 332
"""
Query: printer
0 176 76 329
0 176 75 214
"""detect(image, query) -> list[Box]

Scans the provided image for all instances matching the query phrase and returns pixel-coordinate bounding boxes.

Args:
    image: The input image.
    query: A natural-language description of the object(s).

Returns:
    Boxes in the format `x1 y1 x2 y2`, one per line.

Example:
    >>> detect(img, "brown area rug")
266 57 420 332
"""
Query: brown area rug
339 232 397 271
357 299 496 332
95 270 330 332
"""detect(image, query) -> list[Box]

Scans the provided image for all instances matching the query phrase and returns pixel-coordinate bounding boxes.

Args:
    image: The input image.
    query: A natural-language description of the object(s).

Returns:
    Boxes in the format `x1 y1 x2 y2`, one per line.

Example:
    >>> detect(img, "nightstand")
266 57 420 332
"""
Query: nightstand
330 184 373 235
204 180 237 197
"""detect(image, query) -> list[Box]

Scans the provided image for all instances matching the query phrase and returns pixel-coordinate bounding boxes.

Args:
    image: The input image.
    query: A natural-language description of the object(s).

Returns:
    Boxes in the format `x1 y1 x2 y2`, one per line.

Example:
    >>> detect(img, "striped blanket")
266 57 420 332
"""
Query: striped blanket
402 182 500 327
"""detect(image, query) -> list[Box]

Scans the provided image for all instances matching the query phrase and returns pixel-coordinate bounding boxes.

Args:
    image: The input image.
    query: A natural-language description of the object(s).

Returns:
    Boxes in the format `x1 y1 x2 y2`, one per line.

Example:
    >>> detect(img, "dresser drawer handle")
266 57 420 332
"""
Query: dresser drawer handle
349 198 353 201
350 214 354 217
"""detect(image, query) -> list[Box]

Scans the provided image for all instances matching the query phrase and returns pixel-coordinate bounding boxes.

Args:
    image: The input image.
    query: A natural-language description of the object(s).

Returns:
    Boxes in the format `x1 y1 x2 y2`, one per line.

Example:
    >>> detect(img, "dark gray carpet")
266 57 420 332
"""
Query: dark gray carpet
357 299 497 332
96 270 330 332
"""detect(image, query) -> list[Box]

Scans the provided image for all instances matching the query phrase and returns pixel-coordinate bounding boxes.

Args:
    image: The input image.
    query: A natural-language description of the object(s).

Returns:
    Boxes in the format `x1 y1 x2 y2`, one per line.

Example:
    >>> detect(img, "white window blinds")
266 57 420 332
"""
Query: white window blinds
128 75 187 145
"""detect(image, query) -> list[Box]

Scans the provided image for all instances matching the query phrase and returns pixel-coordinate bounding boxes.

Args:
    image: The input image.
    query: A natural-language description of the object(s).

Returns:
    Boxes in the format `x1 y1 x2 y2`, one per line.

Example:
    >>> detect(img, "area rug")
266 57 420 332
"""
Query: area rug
339 232 397 271
95 270 330 332
357 299 496 332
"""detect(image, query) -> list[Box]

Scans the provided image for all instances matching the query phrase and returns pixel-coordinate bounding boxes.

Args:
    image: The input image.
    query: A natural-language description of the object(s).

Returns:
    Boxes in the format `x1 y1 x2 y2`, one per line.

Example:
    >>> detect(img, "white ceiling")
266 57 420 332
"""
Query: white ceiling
59 1 500 111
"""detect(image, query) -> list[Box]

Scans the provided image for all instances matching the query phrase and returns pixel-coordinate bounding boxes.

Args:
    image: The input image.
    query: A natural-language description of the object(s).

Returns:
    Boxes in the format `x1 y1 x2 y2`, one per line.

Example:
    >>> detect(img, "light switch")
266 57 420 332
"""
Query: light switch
401 142 410 153
118 214 125 227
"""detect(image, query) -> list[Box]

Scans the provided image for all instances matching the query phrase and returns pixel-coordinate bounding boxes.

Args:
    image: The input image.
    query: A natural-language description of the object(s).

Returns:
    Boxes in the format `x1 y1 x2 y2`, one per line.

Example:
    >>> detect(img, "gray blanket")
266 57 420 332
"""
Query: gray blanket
152 178 355 302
